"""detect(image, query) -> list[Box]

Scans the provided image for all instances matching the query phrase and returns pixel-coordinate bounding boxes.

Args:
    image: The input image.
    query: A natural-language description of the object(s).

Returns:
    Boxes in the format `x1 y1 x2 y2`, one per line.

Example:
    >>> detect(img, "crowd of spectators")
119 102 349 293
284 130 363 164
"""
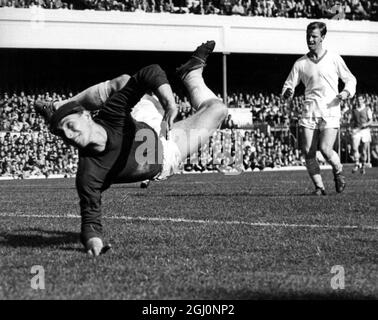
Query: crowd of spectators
0 91 78 178
0 131 78 178
1 0 378 21
1 89 377 178
192 91 378 126
183 127 303 173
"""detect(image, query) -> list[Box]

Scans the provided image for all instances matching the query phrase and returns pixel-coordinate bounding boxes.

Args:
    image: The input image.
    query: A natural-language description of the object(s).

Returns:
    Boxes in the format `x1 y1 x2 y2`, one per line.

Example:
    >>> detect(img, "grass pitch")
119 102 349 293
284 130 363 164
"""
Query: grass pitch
0 169 377 299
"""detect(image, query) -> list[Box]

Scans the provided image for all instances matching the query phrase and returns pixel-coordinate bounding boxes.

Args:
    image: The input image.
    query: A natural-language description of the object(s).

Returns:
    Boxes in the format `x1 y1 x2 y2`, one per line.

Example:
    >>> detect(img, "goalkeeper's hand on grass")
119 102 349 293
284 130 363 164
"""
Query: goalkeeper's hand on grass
85 237 112 257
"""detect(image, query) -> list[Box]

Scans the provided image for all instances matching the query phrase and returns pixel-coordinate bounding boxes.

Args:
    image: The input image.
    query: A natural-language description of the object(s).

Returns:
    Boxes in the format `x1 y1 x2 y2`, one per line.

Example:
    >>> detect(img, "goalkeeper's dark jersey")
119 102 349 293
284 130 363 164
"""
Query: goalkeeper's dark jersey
76 64 167 244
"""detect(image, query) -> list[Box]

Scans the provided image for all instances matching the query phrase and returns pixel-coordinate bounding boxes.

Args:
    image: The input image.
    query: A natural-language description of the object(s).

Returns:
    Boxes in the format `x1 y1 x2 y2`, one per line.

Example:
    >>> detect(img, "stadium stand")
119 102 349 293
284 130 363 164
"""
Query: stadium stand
1 0 377 21
1 90 377 178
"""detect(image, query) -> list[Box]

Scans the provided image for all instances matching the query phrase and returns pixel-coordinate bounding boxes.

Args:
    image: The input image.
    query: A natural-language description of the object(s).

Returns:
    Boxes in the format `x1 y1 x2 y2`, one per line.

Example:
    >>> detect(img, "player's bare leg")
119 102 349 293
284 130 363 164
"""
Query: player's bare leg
301 127 326 195
360 141 368 174
351 135 361 173
170 41 228 160
319 128 346 193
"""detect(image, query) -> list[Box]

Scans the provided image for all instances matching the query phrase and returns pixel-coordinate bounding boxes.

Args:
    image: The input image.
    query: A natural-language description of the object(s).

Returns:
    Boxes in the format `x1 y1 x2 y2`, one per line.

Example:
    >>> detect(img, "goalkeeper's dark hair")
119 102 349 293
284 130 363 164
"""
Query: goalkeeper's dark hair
50 100 86 135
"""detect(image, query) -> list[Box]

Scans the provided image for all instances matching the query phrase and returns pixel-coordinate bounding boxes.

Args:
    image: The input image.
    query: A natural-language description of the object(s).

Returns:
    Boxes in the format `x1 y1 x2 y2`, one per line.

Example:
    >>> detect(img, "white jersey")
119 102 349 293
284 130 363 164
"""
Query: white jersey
282 50 357 120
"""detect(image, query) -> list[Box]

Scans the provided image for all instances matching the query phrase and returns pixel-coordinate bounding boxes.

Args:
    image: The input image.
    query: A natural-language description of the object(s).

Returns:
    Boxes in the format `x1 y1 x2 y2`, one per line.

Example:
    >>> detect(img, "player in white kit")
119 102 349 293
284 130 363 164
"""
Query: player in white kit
351 94 373 175
282 21 357 195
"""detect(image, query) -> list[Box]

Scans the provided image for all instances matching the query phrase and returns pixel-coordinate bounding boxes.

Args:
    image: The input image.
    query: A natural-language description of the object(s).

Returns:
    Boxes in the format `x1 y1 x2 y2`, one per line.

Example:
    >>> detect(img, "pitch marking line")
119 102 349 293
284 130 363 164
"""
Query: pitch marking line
0 213 377 231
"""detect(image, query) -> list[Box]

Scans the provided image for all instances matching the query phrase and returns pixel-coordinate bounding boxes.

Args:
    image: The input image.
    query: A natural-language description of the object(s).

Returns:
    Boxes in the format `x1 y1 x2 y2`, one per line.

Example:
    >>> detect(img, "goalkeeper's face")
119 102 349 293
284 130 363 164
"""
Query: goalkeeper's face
57 111 93 149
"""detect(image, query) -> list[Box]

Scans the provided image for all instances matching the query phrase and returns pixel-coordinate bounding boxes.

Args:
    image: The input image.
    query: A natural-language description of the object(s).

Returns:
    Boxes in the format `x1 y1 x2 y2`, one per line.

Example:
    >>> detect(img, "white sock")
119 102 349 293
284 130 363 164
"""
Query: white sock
183 69 217 109
328 150 343 174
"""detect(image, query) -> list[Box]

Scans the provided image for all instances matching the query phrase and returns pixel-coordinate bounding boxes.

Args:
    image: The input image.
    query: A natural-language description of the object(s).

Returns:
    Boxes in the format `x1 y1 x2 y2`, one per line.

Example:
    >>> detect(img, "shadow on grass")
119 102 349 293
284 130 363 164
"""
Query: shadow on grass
191 287 376 300
0 228 82 251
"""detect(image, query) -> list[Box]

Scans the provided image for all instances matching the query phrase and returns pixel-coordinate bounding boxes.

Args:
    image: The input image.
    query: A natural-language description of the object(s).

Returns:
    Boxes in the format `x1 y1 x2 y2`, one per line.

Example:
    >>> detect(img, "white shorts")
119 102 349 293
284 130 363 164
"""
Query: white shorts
352 128 371 144
131 95 182 181
299 117 340 130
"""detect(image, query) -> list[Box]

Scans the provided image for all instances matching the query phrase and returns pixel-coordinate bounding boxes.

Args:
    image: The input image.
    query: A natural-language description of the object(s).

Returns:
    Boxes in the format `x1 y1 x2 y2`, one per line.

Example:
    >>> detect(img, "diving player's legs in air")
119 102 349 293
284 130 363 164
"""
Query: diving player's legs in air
169 41 228 162
136 41 227 184
301 127 326 195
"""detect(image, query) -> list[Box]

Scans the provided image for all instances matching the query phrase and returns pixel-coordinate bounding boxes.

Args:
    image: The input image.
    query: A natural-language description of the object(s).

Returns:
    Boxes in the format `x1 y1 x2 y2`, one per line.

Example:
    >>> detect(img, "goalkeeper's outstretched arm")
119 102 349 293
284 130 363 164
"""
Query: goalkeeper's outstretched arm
55 74 131 111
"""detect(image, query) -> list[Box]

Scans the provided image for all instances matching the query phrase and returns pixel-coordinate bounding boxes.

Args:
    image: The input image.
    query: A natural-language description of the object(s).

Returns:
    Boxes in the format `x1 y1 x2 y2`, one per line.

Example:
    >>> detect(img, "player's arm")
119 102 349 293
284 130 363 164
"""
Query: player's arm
335 55 357 100
153 83 178 130
63 74 131 111
282 62 301 100
77 182 104 256
53 74 131 112
362 107 373 128
76 158 111 256
106 64 178 128
134 64 177 129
